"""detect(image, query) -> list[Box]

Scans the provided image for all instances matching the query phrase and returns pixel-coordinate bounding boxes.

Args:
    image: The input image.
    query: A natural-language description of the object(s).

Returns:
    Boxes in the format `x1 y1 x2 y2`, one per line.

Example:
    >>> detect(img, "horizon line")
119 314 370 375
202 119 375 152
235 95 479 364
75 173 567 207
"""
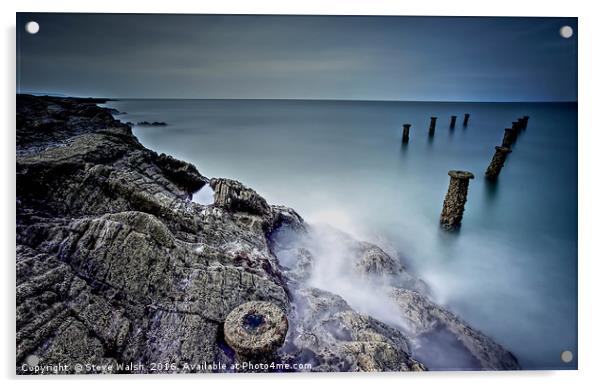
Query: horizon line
17 93 578 104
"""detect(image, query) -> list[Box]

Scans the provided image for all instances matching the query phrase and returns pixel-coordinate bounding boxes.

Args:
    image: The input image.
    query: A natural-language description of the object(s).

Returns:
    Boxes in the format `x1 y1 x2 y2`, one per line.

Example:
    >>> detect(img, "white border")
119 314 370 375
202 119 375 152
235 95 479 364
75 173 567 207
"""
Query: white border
3 1 600 387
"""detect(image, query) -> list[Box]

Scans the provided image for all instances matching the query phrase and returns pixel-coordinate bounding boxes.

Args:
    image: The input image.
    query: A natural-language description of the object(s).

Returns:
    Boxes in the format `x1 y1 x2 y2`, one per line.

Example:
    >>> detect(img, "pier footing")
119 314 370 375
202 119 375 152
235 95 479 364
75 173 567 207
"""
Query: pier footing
440 170 474 231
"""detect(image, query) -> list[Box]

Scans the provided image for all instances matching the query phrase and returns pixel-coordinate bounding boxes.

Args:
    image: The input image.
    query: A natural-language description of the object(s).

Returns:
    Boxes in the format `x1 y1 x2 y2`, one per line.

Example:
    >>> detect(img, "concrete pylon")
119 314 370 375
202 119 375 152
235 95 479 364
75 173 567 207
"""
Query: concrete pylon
440 170 475 231
520 116 530 130
463 113 470 126
429 117 437 136
485 146 512 179
502 128 519 148
450 115 457 128
224 301 288 368
402 123 411 144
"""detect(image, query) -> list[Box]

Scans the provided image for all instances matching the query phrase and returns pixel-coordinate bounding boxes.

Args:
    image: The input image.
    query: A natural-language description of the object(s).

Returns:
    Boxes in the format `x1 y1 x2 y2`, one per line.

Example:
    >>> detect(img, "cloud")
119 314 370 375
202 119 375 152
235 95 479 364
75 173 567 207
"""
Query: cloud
17 13 577 101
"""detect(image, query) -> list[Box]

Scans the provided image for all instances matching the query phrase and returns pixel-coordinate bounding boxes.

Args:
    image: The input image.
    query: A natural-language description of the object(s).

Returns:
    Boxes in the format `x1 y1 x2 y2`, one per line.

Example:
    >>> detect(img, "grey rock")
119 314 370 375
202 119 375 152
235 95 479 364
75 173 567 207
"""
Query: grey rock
388 287 520 370
16 95 289 374
210 178 271 217
137 121 167 126
282 287 426 372
355 244 402 277
156 153 208 194
271 219 519 371
16 94 519 374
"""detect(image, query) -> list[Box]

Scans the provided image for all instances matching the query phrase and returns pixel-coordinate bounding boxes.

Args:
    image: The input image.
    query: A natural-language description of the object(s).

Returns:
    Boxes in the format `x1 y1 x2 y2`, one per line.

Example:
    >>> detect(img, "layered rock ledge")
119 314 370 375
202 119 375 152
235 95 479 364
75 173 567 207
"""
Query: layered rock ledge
16 95 519 373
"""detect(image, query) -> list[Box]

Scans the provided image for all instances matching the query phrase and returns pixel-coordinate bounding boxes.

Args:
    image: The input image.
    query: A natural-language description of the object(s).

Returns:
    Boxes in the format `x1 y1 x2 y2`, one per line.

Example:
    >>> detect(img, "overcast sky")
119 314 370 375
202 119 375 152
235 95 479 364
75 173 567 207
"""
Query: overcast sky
17 13 577 101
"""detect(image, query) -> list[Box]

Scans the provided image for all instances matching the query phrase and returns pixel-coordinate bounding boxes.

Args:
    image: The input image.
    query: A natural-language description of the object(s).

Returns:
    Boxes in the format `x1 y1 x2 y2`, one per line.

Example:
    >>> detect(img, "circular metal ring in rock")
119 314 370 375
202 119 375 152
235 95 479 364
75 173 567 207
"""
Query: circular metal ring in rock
224 301 288 357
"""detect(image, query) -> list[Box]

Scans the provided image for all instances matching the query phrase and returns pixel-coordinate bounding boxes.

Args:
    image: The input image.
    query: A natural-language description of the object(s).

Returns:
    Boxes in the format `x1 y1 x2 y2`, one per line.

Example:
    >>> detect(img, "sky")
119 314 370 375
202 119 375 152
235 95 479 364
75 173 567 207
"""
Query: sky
16 13 577 101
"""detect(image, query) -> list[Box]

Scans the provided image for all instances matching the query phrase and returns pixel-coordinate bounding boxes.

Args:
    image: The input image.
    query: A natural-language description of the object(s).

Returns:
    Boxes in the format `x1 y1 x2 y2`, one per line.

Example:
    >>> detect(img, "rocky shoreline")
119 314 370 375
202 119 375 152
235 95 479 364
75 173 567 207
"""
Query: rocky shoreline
16 94 520 373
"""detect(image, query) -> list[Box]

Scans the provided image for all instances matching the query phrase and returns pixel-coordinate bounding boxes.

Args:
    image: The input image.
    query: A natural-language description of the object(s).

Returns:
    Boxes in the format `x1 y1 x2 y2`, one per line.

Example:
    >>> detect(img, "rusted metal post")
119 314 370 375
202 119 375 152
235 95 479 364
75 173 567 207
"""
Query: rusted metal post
440 170 474 231
402 123 411 144
485 146 512 179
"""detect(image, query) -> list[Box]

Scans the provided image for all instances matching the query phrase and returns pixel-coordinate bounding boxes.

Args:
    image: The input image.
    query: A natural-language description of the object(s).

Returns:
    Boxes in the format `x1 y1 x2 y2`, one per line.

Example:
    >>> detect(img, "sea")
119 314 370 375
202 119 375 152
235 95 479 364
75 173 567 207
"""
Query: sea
102 99 578 370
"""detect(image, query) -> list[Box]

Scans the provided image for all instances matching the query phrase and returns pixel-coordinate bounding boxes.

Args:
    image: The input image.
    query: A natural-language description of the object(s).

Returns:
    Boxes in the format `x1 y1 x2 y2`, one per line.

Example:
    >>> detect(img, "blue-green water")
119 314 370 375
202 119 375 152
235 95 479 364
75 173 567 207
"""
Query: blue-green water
104 99 577 370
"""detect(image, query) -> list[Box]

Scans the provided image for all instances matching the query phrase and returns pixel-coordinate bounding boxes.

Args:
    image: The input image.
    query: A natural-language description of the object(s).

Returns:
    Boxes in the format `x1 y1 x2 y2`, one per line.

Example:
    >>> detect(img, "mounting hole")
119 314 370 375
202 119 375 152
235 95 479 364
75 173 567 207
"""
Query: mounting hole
560 25 573 39
25 21 40 34
560 350 573 363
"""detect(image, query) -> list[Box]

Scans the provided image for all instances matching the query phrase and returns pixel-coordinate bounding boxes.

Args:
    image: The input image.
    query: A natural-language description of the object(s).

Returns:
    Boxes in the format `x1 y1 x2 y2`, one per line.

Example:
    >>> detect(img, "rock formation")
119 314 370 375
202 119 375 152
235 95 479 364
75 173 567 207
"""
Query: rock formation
16 95 519 374
137 121 167 126
271 221 519 371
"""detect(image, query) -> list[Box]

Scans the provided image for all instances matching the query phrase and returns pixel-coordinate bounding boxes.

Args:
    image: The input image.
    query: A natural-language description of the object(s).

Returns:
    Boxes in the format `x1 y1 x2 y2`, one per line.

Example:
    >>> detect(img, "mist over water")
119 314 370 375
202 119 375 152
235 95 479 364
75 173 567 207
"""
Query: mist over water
276 222 411 328
104 99 577 370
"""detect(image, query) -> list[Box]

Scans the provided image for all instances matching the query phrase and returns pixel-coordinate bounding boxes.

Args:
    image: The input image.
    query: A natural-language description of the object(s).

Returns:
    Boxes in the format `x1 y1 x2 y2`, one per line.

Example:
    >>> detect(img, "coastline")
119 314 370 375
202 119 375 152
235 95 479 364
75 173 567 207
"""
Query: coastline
15 94 520 373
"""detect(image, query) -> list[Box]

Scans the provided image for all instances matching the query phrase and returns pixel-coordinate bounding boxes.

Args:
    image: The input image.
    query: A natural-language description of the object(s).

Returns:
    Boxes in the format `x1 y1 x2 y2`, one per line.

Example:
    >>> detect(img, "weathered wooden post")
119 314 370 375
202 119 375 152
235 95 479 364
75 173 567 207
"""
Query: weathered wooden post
450 115 457 128
440 170 474 231
402 123 411 144
224 301 288 367
429 117 437 136
463 113 470 126
485 146 512 179
502 128 519 148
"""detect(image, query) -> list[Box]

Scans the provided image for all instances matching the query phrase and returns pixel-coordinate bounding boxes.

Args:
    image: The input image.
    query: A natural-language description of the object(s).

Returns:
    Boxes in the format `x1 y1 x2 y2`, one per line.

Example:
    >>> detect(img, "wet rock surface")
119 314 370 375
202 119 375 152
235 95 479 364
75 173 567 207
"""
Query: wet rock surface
282 287 426 372
16 95 519 373
136 121 167 126
210 178 271 217
388 288 520 370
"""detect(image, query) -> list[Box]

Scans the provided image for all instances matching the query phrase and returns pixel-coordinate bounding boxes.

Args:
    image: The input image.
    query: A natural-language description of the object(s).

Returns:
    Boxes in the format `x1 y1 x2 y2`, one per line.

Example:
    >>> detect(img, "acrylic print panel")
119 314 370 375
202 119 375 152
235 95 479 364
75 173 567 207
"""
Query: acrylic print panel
15 13 577 373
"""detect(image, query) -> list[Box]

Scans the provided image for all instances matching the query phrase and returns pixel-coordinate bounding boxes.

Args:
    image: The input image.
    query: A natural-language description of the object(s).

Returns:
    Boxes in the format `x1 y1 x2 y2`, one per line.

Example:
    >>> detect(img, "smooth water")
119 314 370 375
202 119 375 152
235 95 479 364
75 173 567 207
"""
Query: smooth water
104 99 577 370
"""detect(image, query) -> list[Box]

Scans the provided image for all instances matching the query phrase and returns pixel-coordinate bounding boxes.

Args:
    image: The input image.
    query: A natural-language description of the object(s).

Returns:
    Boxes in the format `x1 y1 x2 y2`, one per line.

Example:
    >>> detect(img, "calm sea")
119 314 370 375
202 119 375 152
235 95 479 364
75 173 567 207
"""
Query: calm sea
103 99 578 370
